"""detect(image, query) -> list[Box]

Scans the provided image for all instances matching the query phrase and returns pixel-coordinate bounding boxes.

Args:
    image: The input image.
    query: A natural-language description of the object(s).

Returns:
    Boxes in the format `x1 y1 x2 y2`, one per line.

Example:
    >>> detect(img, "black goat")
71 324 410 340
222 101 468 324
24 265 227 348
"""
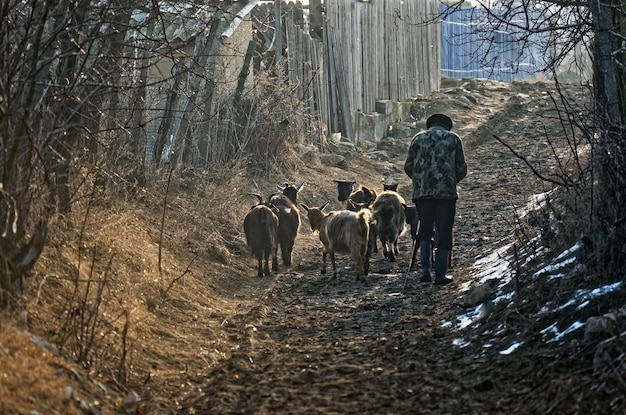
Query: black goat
334 180 356 203
269 182 304 266
243 194 279 277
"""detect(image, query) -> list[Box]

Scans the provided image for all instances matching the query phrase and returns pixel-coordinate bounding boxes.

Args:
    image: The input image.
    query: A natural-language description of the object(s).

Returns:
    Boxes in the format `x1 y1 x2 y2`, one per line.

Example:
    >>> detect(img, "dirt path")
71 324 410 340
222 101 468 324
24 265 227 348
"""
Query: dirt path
179 80 588 414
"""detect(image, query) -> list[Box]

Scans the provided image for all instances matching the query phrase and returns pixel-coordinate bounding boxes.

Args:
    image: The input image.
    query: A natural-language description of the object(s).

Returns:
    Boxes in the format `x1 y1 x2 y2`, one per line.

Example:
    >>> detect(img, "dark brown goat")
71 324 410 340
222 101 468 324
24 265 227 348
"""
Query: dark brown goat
243 194 279 277
347 184 377 211
269 182 304 266
371 190 406 262
333 180 377 211
301 202 372 280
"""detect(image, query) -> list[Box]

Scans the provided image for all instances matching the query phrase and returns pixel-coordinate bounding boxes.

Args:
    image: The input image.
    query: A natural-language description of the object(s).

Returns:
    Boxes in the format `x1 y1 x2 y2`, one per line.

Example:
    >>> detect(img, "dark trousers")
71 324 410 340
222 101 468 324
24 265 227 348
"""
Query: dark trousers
414 199 456 249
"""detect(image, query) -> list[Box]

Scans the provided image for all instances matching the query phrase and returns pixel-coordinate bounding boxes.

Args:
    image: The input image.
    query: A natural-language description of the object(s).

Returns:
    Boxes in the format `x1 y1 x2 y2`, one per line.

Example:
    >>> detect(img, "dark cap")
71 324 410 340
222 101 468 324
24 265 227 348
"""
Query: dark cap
426 113 453 130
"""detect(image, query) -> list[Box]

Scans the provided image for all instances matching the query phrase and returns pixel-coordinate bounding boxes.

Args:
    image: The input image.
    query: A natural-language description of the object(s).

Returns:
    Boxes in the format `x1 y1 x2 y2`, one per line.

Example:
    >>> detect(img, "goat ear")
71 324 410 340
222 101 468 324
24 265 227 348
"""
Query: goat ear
297 181 304 191
321 201 329 210
300 203 309 212
277 185 285 193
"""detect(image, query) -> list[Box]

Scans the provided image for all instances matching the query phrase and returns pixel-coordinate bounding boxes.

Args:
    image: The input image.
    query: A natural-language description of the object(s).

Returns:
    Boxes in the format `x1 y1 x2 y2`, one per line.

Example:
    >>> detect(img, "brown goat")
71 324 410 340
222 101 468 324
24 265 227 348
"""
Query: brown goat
243 194 279 277
301 202 372 280
347 184 377 211
371 190 406 262
269 182 303 267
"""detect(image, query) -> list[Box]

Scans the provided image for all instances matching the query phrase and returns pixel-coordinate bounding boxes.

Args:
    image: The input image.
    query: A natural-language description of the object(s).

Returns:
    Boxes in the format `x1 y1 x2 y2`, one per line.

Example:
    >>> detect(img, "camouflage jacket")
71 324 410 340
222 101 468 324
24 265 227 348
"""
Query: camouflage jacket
404 126 468 200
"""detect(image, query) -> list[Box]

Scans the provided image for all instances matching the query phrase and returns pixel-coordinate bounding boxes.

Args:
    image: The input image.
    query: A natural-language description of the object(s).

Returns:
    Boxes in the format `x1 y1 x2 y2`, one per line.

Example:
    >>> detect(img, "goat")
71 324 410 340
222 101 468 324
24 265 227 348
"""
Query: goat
333 180 377 211
334 180 356 204
269 182 303 266
243 194 279 277
346 198 379 255
335 180 380 254
301 202 372 280
277 181 304 205
371 190 406 262
383 183 398 192
347 184 377 210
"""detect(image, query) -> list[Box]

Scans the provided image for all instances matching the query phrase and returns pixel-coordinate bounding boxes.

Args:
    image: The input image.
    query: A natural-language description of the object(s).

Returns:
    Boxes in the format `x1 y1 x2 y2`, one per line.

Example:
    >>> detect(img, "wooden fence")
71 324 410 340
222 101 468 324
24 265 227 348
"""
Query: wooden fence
261 0 441 141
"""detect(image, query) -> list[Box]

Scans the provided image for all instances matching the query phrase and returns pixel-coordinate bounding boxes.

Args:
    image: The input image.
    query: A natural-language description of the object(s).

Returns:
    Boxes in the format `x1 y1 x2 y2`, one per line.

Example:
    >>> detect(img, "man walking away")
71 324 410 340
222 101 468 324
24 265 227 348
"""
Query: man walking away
404 113 467 285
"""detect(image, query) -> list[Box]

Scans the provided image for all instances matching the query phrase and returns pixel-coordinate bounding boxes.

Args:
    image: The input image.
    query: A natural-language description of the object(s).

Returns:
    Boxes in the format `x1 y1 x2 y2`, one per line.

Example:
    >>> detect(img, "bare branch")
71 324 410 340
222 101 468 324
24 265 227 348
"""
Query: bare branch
493 134 569 187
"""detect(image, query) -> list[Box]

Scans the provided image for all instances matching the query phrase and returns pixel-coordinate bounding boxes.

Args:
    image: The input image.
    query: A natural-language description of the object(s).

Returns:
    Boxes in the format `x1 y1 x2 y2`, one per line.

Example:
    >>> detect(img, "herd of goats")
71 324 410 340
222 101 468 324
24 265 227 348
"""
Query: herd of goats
243 181 429 280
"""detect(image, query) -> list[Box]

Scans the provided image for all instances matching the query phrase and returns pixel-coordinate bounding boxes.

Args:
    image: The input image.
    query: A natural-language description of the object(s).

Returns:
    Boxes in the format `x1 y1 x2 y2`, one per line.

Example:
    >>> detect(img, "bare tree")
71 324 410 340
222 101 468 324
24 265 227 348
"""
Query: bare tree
443 0 626 273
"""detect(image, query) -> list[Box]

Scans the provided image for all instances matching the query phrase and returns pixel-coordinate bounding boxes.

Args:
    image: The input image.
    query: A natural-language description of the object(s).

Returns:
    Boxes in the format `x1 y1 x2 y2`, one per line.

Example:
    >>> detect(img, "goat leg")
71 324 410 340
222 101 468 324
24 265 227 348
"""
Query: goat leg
263 250 271 276
272 249 279 273
256 253 264 278
330 252 338 279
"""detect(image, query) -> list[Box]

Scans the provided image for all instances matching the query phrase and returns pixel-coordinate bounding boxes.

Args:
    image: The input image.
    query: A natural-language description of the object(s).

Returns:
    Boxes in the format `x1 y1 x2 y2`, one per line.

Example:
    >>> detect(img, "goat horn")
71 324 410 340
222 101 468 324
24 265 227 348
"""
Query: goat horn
248 193 264 204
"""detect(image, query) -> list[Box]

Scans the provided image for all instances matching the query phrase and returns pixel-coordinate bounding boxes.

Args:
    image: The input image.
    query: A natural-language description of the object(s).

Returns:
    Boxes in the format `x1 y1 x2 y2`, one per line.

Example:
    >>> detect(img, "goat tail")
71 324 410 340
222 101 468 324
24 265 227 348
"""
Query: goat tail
357 209 372 238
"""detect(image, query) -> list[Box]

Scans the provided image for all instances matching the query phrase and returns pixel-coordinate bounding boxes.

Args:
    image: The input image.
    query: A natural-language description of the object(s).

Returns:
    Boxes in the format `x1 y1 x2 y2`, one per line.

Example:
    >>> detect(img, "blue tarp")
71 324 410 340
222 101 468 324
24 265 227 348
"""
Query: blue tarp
441 7 546 81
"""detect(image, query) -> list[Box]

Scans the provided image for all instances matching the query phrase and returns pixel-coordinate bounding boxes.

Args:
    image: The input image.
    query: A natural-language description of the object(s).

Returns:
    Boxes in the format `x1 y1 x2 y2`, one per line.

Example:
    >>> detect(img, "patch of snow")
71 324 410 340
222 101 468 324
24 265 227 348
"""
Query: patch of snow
547 273 566 281
499 341 522 355
452 338 471 348
554 242 582 261
540 323 558 337
547 321 586 343
516 190 553 218
452 302 493 330
461 244 512 292
494 290 514 304
538 281 622 314
534 255 577 278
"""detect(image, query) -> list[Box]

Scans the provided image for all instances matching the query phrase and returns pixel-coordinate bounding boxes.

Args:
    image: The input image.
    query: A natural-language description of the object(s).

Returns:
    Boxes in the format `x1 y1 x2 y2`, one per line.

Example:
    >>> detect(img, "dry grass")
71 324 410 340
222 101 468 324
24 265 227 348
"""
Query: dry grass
0 139 398 413
0 319 89 415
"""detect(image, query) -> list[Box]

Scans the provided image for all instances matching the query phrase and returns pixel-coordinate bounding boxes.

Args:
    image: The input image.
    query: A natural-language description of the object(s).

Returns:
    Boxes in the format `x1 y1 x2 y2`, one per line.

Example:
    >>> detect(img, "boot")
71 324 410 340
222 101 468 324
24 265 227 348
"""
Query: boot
434 249 453 285
419 240 432 282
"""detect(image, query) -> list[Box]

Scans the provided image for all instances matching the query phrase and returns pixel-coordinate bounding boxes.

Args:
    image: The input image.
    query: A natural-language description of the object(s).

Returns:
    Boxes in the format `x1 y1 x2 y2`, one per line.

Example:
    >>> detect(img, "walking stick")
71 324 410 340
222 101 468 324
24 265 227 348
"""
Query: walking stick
401 238 420 292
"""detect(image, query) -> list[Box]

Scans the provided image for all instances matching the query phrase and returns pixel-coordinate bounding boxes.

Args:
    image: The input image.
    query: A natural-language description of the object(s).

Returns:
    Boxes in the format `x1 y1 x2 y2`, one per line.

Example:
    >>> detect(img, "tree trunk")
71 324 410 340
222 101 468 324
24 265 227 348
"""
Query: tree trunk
590 0 621 122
